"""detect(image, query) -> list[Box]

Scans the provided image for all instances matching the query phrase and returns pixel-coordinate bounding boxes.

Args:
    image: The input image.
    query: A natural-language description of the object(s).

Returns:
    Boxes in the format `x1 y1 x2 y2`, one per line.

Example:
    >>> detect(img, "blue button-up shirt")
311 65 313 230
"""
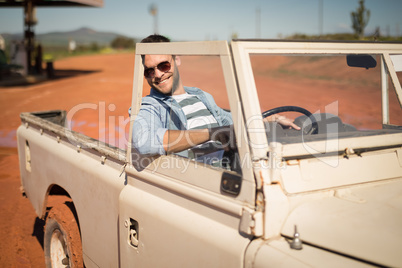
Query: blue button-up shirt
132 86 233 156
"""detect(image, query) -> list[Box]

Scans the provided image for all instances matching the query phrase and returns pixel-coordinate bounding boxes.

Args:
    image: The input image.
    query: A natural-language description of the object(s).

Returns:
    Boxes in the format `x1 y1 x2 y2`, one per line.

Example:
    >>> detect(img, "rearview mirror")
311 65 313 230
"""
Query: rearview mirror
347 54 377 69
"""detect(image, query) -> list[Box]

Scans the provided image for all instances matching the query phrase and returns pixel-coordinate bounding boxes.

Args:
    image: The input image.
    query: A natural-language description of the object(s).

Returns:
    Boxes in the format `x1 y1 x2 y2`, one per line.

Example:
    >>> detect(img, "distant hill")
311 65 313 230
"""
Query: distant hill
1 27 137 48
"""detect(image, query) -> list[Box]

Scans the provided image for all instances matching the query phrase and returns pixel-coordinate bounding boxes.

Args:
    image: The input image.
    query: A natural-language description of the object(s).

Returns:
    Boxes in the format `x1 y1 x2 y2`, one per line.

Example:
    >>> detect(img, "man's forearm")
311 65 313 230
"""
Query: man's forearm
163 129 210 153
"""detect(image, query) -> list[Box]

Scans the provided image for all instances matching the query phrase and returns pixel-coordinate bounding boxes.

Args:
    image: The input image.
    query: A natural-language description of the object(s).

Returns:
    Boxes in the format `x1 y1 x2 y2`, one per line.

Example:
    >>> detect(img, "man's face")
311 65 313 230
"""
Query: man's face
143 54 178 95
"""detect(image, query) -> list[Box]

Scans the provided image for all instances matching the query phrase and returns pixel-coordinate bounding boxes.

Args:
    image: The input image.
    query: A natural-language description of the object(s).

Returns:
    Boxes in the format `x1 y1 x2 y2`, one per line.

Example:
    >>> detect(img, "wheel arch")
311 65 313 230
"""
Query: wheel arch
42 184 80 231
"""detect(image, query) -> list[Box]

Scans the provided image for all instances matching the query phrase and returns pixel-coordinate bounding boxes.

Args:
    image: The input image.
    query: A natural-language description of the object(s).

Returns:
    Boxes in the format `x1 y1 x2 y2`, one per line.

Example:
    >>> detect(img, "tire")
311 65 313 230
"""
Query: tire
44 203 83 268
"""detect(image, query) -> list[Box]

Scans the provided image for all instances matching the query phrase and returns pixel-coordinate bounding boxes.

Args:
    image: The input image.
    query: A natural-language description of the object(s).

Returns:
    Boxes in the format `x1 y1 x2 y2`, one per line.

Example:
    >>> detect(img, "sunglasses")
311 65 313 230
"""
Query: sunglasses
144 60 172 78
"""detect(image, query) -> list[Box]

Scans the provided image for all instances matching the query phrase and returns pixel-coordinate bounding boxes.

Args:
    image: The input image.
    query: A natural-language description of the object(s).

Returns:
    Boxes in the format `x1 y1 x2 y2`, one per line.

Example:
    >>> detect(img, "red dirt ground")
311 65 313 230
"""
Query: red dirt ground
0 51 401 267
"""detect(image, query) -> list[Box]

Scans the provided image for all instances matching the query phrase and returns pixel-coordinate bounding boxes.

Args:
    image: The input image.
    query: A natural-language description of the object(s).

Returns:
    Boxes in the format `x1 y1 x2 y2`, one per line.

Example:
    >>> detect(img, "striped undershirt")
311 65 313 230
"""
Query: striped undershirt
172 93 219 130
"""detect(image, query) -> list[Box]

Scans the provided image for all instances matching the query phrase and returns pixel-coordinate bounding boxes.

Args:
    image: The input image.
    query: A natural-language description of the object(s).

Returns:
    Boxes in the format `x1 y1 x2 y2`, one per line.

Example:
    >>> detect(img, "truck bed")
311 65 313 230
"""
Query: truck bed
19 110 126 162
17 110 127 266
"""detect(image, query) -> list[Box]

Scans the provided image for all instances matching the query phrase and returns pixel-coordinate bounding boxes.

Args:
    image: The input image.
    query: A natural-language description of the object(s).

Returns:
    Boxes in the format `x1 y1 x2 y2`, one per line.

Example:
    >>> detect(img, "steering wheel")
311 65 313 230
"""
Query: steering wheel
262 106 318 135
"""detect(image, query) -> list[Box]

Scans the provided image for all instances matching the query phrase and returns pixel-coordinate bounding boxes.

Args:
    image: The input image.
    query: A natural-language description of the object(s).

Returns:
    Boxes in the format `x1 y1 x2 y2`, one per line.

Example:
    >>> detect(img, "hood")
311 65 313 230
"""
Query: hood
281 179 402 267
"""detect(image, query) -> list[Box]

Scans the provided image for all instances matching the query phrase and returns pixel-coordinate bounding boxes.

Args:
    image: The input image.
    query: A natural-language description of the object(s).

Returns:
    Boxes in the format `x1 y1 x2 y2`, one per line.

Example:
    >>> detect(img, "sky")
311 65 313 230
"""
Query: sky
0 0 401 41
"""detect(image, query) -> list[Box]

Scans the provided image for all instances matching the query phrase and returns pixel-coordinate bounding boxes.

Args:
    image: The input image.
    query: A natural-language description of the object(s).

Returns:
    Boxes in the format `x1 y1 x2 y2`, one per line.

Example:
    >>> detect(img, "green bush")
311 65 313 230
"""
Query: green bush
111 37 135 49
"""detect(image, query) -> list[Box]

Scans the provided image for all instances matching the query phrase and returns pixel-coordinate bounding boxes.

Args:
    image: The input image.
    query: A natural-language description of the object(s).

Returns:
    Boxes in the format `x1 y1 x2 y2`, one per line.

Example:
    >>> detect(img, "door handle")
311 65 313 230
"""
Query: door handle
130 229 139 247
125 218 139 248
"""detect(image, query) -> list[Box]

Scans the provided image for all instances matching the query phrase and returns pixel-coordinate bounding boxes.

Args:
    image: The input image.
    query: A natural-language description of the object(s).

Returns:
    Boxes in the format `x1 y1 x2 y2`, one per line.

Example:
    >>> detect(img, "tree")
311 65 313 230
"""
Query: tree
351 0 370 39
111 37 135 49
90 42 100 52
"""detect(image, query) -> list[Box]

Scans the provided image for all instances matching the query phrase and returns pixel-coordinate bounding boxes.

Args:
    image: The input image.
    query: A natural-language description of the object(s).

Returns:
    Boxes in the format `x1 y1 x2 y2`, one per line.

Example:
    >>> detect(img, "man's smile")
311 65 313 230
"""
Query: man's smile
154 75 171 85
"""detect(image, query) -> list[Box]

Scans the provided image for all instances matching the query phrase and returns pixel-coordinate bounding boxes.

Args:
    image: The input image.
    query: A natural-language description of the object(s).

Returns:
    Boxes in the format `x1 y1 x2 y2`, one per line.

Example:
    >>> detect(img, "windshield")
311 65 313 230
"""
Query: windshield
251 53 402 131
229 40 402 193
229 40 402 165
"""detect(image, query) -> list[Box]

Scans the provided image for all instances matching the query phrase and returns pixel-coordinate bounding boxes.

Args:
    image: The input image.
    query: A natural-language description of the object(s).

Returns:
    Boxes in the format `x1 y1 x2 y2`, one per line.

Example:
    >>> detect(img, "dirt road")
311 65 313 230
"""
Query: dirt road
0 50 401 267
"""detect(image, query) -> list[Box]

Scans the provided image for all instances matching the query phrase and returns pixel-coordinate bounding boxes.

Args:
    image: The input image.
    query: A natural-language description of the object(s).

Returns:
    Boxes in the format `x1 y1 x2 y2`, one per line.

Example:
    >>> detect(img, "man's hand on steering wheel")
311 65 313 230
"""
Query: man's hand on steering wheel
265 114 301 130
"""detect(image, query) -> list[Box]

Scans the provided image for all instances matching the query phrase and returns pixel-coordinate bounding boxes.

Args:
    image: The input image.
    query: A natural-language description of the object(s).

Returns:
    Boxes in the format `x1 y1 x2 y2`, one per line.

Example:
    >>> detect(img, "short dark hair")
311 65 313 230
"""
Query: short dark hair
141 34 170 43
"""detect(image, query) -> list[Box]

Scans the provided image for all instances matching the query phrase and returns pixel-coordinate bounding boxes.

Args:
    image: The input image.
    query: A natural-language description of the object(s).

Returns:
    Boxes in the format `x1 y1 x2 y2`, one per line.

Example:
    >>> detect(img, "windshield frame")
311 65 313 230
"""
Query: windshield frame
230 40 402 159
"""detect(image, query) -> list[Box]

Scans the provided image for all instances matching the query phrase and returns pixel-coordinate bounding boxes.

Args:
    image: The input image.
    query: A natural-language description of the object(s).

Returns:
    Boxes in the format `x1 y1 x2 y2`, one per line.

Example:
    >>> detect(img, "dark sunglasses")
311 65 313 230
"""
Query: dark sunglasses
144 60 172 78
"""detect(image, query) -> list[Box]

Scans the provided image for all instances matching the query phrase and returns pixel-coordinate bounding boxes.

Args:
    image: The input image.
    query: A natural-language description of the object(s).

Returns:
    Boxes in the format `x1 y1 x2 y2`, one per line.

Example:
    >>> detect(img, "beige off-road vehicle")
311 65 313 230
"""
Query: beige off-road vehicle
18 40 402 267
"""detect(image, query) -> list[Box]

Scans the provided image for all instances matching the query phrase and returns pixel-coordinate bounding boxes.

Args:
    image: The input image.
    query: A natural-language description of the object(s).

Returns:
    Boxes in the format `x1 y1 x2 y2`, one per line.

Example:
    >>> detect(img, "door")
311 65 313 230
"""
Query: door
119 41 257 267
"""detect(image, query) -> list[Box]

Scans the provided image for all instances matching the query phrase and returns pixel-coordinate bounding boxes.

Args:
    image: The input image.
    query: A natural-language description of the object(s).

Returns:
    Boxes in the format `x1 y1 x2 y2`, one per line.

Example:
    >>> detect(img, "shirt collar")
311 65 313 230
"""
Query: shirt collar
150 86 202 101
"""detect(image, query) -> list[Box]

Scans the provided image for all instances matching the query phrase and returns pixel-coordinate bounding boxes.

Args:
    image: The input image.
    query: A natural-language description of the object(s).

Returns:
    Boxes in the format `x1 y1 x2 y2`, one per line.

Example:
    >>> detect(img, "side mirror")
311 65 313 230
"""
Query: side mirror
347 54 377 69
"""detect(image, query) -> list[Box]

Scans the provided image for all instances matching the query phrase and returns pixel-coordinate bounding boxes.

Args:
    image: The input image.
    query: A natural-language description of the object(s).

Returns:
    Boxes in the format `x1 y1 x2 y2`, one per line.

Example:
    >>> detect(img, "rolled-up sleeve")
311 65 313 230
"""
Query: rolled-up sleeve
202 91 233 126
219 108 233 125
132 103 167 155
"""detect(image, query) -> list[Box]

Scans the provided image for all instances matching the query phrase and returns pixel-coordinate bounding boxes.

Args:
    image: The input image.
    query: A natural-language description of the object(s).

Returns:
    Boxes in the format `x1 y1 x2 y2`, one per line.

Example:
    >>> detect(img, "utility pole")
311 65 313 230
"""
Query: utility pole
318 0 323 37
149 4 158 34
256 7 261 39
24 0 37 74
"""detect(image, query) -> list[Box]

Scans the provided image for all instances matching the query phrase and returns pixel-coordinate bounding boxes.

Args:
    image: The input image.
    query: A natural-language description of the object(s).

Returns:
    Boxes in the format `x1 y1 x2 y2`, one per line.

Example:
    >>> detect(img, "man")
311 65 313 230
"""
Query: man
132 34 299 158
